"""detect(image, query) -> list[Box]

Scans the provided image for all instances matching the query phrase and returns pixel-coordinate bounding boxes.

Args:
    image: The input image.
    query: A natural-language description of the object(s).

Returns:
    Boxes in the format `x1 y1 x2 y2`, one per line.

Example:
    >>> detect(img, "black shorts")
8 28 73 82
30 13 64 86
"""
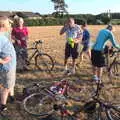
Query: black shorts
65 43 79 59
82 45 89 52
91 49 106 67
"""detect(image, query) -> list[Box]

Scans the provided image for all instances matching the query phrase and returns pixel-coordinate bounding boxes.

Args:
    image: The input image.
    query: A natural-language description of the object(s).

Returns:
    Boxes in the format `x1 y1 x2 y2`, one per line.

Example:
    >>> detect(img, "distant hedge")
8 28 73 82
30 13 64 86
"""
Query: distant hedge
24 18 67 26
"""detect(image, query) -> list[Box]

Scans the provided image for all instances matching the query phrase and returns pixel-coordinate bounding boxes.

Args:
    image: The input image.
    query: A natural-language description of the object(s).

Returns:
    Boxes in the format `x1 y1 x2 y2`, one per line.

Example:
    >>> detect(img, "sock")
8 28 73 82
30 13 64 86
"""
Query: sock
9 96 15 103
0 104 7 111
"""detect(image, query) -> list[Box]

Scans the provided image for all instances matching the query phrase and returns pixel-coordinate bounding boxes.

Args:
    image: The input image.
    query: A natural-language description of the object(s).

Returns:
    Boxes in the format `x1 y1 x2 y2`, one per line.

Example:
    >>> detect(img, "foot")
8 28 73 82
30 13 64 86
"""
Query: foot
71 68 76 74
64 69 70 75
92 75 99 82
23 66 29 71
0 105 7 112
9 96 15 104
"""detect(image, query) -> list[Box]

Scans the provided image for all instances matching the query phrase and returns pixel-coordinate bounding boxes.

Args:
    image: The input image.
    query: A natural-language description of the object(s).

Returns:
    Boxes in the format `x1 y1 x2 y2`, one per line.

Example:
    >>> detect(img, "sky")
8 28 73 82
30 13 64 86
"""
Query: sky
0 0 120 15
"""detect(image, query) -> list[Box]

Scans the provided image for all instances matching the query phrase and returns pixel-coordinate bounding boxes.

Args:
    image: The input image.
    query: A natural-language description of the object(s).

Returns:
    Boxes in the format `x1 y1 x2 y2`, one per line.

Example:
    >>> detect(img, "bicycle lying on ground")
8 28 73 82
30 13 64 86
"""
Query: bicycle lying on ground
22 78 120 119
22 79 93 117
16 40 54 72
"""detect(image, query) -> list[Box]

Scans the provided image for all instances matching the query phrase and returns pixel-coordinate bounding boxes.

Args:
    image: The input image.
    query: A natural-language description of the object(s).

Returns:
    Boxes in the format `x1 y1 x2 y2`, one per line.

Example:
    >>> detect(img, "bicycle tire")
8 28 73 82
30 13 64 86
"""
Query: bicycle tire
66 80 94 102
35 53 54 72
109 61 120 79
23 93 55 117
93 83 120 104
106 105 120 120
27 48 37 70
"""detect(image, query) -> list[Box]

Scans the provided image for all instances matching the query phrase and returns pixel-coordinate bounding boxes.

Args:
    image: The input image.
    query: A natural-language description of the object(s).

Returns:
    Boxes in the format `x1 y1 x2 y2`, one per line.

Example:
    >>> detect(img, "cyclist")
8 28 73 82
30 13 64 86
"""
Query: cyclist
12 17 28 71
80 22 91 63
0 16 16 111
91 24 120 82
60 18 82 74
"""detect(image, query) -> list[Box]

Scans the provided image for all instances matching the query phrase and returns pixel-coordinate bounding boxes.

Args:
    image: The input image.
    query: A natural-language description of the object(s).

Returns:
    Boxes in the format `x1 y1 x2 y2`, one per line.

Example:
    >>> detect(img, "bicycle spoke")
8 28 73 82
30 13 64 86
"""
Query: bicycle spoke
23 93 54 116
35 53 54 72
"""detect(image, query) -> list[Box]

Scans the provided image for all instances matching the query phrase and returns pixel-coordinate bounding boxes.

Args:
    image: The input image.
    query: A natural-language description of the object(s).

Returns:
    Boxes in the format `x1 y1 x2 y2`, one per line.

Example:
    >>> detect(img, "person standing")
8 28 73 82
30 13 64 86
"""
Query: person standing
91 25 120 82
0 16 16 111
60 18 82 74
80 23 91 63
12 17 28 71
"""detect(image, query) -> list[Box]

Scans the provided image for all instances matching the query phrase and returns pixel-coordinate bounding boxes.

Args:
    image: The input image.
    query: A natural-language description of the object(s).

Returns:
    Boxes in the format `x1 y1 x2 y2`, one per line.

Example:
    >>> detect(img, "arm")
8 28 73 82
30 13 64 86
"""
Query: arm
109 32 120 49
0 56 11 64
60 26 68 35
11 28 21 45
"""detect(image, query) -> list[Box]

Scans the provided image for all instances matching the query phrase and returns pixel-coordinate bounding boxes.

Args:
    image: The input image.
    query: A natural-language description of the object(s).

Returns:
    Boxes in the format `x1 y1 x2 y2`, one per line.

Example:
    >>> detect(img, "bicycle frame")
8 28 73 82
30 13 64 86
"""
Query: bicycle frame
27 40 44 63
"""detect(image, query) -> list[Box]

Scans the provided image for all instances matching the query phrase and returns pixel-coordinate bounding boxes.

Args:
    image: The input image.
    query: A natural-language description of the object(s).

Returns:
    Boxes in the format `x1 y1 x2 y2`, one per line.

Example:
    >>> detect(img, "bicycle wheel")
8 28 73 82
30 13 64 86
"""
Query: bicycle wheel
27 48 37 70
94 83 120 104
66 79 94 102
109 61 120 79
35 53 54 72
106 105 120 120
23 93 55 117
85 102 110 120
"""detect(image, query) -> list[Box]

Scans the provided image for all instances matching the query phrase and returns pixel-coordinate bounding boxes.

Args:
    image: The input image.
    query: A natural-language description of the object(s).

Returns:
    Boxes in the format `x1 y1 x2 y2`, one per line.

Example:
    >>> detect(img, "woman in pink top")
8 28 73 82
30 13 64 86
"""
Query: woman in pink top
12 17 28 71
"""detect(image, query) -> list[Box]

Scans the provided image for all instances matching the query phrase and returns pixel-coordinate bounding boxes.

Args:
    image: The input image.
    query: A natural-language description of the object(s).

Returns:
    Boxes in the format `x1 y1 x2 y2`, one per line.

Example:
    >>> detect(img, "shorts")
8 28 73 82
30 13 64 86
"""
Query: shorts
65 43 79 59
82 45 90 52
0 69 16 89
91 49 106 67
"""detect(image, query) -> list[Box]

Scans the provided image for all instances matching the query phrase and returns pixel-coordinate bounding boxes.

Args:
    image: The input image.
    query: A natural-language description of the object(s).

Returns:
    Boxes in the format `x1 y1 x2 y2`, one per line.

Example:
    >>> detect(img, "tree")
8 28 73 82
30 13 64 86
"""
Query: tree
51 0 68 17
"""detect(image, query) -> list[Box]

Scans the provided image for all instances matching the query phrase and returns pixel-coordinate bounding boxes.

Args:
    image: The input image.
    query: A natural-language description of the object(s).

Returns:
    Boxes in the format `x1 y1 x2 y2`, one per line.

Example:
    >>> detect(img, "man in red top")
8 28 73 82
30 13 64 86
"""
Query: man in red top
12 17 28 71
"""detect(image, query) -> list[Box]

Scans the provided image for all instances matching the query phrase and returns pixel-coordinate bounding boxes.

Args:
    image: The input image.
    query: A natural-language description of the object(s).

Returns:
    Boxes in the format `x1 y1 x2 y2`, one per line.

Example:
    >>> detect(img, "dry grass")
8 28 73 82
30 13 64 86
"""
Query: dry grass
0 25 120 120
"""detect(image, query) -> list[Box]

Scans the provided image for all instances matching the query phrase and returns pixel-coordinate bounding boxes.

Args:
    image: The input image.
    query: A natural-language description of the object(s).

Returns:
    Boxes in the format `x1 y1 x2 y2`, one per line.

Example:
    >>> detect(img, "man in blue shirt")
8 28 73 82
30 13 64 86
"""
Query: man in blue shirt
80 23 91 63
0 16 16 111
91 25 120 82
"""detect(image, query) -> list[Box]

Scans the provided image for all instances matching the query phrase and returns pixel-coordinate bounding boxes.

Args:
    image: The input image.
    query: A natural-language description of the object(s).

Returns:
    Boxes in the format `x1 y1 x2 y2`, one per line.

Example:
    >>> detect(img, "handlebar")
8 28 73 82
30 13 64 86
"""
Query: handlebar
33 40 43 48
110 49 120 57
35 40 43 44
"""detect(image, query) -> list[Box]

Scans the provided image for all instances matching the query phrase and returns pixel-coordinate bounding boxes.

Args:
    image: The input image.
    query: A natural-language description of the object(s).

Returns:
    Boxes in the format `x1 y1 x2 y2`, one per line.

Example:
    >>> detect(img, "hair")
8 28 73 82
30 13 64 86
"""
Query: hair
106 24 113 30
0 16 10 28
14 17 24 27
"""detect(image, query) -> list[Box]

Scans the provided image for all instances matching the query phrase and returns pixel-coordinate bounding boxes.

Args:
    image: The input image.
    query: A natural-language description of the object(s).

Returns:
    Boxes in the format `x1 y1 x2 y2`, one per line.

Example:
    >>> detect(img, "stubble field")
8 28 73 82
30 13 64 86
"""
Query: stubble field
1 25 120 120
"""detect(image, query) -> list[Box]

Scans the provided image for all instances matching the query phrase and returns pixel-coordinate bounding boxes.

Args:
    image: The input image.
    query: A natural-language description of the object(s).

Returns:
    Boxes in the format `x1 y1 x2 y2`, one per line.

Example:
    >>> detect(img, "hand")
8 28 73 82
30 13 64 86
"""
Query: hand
17 40 21 45
0 58 3 64
73 39 79 43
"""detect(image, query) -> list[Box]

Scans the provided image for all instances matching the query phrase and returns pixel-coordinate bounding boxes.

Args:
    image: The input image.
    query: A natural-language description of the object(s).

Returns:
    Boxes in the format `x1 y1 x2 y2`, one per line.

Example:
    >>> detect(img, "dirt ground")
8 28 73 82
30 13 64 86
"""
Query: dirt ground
0 25 120 120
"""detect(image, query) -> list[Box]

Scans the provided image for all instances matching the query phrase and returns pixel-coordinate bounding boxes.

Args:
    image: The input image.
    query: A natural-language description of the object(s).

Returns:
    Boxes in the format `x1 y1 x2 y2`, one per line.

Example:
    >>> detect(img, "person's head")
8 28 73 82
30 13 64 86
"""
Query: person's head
106 24 113 31
15 17 24 27
81 22 87 30
67 18 75 28
0 16 11 32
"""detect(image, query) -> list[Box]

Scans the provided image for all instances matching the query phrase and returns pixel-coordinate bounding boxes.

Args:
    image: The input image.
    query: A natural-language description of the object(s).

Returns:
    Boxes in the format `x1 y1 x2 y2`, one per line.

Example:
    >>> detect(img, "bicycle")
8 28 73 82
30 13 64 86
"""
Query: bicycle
16 40 54 72
22 78 120 119
107 49 120 78
22 79 94 118
83 80 120 120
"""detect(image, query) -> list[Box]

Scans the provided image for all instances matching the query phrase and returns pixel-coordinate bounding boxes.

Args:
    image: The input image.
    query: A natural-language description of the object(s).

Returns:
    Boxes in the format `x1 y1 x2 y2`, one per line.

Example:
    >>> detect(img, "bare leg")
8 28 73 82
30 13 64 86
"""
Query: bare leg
80 52 84 63
87 49 91 60
9 87 14 96
97 67 103 82
93 66 97 76
72 59 76 74
0 88 10 105
64 58 68 70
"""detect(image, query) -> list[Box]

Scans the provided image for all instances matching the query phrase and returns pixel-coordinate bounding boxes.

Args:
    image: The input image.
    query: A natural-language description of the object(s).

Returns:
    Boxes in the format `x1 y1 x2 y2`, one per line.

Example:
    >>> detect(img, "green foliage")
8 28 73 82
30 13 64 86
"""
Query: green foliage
23 13 120 26
24 18 67 26
51 0 68 17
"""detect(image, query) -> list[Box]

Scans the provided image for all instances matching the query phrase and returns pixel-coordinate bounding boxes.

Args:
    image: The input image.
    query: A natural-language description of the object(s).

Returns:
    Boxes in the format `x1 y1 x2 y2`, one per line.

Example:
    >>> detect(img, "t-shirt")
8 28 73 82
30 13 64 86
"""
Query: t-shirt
12 26 28 48
82 29 90 46
63 24 82 42
0 34 16 72
93 29 120 51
